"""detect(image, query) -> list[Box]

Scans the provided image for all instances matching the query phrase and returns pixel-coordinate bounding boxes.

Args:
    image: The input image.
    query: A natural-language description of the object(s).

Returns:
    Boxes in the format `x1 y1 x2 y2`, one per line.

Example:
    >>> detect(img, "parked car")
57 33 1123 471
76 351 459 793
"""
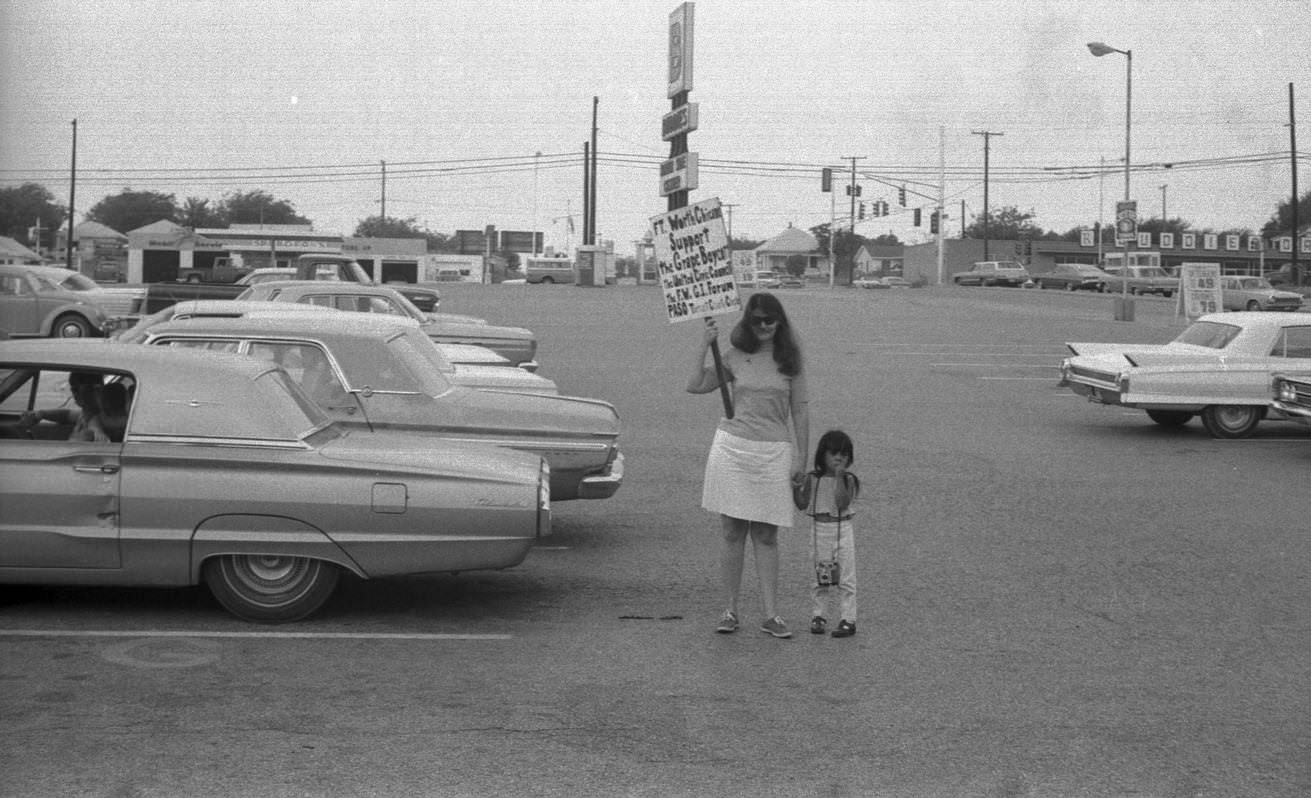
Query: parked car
0 339 551 622
1059 312 1311 438
237 281 538 370
1034 264 1114 291
952 261 1030 287
778 274 806 289
0 264 113 338
754 271 782 289
1220 276 1303 312
879 276 912 288
1270 371 1311 425
1101 265 1178 297
853 274 887 289
119 301 559 395
134 314 622 500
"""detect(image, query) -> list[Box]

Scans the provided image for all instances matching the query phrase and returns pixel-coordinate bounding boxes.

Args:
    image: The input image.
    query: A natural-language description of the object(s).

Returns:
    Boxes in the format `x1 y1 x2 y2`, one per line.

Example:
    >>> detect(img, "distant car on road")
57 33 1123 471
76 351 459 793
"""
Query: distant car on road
1034 264 1114 292
879 276 912 288
952 261 1030 287
1101 264 1178 297
1220 276 1303 312
778 274 806 289
754 271 782 289
1059 312 1311 438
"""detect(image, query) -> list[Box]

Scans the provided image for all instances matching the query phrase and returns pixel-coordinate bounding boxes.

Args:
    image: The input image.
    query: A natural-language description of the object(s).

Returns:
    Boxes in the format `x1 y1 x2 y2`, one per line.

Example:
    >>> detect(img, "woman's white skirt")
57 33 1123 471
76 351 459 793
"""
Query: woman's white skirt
701 428 795 528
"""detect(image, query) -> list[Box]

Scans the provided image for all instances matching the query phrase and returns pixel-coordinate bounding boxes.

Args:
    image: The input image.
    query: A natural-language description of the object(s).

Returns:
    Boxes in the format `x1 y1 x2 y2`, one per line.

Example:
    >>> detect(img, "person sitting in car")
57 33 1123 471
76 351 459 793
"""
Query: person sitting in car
16 371 111 442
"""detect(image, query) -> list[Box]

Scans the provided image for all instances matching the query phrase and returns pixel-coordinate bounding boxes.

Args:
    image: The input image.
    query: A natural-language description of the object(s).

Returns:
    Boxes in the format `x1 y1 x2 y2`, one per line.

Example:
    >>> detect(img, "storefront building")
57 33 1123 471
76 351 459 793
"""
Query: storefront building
125 222 426 283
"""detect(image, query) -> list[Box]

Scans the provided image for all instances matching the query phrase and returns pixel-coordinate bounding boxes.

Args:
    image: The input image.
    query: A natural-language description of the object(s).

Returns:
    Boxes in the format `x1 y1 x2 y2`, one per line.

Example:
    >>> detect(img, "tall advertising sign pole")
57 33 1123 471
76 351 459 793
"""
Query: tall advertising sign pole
650 3 736 419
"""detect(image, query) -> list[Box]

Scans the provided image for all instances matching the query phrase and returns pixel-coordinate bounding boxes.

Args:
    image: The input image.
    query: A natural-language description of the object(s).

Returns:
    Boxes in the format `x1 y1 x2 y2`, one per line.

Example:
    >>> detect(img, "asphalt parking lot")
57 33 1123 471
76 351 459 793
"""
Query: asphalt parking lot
2 283 1308 797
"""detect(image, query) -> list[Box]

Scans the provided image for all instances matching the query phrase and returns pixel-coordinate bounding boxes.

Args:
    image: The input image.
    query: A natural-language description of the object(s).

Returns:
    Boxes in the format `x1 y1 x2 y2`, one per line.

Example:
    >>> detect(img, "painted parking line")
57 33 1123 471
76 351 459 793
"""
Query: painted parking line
0 629 512 641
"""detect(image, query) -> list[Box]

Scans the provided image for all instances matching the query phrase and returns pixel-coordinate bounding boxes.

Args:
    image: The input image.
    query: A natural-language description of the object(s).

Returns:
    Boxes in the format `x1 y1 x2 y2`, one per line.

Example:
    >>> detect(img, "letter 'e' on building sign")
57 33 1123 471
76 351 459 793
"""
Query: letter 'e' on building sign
668 3 694 98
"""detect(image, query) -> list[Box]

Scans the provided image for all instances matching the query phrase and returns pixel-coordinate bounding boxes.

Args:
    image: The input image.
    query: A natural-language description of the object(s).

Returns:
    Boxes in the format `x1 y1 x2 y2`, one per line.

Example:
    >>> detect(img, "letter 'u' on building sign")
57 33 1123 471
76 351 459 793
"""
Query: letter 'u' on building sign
649 196 740 323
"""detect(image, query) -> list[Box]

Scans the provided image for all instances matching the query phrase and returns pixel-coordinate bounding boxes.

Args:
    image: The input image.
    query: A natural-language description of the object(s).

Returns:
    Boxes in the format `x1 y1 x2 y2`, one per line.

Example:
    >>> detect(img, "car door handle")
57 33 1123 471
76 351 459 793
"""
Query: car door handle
74 464 120 475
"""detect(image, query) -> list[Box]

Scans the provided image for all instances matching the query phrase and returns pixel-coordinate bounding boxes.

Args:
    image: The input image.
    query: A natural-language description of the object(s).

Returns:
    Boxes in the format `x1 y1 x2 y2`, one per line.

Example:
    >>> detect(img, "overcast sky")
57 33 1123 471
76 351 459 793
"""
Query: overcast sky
2 0 1308 250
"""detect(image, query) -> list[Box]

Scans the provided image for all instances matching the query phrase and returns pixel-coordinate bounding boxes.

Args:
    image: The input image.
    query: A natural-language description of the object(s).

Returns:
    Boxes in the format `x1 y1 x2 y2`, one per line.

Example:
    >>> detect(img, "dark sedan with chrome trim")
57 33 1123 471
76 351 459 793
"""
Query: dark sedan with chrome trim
0 340 550 622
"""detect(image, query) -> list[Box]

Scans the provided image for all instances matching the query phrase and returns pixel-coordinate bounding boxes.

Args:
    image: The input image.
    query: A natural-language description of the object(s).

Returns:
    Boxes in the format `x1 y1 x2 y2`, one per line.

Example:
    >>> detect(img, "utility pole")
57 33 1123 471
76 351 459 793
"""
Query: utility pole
1159 183 1167 225
1290 83 1300 284
66 118 76 271
838 155 865 288
722 202 738 242
971 130 1002 261
380 160 386 222
589 96 599 245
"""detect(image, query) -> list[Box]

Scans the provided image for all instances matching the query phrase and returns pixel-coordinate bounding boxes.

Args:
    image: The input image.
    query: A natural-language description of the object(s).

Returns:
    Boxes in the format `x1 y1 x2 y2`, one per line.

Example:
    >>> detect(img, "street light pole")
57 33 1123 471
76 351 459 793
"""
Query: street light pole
1088 41 1133 318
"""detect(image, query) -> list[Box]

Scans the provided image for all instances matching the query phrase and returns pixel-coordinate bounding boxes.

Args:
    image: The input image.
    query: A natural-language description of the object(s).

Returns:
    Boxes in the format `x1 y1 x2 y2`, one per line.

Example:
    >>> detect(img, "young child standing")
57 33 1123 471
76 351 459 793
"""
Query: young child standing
793 430 861 638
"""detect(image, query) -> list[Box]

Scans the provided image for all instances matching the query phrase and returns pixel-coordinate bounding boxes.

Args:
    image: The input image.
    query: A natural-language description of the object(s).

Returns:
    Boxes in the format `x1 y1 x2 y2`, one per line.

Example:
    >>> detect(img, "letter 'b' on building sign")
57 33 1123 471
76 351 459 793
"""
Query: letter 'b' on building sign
668 3 694 98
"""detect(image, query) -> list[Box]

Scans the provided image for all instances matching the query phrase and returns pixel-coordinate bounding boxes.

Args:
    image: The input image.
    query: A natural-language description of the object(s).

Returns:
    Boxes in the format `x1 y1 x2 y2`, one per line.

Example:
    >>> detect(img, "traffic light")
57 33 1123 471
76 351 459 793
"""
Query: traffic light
929 211 940 234
913 208 922 227
821 168 832 192
858 202 866 220
898 186 907 206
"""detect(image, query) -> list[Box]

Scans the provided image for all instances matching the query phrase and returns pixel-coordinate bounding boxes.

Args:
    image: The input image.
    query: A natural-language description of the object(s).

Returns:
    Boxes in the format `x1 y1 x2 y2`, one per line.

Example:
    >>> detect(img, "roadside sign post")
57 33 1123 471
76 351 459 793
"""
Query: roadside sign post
1114 200 1138 320
656 2 733 418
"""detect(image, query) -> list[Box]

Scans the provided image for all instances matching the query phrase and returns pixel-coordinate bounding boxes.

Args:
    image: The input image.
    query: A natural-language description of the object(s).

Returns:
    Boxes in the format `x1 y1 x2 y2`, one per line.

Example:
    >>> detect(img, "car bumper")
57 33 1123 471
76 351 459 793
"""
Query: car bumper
577 451 624 500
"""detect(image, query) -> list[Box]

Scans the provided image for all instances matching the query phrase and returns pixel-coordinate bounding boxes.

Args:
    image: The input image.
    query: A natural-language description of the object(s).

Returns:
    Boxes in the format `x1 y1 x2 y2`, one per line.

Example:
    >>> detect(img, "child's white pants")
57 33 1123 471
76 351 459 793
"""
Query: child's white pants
809 518 858 623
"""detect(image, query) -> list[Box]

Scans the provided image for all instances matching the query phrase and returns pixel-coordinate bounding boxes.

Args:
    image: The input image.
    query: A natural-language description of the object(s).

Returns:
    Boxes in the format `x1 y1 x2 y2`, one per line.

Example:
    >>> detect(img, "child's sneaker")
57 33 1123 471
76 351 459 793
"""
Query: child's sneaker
809 616 827 635
760 616 792 638
715 610 739 634
830 620 856 638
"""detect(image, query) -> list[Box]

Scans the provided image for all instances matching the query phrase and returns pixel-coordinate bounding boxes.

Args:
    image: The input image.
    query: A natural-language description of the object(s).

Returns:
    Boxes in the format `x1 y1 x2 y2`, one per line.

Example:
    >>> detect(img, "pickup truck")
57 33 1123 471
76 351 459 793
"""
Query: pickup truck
133 253 441 315
952 261 1031 287
1101 265 1178 297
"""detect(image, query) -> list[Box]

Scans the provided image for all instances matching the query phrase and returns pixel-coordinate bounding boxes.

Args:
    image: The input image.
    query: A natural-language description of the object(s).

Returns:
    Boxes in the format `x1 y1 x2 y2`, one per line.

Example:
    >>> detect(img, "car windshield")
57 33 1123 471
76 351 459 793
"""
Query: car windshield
380 329 454 394
1173 321 1241 350
1236 278 1273 290
56 272 100 291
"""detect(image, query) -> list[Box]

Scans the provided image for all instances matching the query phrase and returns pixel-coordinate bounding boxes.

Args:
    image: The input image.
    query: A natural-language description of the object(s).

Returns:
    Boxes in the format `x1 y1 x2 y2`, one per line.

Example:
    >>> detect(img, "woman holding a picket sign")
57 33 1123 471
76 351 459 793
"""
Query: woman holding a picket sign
687 292 809 639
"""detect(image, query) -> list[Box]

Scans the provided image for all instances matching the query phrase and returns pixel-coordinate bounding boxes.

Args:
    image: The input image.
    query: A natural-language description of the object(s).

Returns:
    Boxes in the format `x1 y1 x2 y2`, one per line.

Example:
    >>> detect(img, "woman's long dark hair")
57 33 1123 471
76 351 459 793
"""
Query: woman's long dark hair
729 292 802 376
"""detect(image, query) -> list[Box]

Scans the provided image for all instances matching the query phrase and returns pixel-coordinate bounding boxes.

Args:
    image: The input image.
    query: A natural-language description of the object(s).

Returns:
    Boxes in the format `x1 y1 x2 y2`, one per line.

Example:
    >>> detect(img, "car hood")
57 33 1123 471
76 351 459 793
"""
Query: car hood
421 319 532 341
450 364 559 394
402 384 620 441
317 428 541 484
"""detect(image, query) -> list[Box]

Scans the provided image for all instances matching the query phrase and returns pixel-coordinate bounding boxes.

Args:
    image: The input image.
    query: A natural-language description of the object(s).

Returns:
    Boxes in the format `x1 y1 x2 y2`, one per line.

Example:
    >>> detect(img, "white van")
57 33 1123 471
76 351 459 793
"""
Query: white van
523 256 574 284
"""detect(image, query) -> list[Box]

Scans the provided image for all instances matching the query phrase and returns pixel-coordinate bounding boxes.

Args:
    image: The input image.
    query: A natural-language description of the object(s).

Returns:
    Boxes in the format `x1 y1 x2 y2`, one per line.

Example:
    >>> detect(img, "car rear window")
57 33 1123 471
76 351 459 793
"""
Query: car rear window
1173 321 1241 349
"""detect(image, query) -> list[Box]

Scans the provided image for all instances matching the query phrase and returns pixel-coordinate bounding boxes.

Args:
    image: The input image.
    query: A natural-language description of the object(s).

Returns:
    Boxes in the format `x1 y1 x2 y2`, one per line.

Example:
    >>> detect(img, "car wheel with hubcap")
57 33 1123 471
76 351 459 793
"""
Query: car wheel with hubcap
204 554 340 623
1145 409 1194 427
1246 300 1261 311
51 313 92 338
1200 405 1264 439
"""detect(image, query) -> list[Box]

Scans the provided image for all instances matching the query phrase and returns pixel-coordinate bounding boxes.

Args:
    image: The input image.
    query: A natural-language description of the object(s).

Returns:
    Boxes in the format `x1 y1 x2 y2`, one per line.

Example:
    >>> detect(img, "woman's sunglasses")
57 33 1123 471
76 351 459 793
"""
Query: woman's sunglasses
750 314 779 328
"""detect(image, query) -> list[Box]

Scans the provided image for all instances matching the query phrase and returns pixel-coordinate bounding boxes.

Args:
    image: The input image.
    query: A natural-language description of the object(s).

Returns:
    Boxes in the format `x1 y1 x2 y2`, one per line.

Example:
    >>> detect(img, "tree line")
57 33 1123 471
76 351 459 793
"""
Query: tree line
0 184 463 253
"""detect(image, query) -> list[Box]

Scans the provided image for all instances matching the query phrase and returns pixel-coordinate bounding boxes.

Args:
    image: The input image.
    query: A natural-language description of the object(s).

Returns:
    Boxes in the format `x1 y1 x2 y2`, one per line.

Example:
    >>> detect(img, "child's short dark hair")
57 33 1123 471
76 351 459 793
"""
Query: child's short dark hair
812 429 854 470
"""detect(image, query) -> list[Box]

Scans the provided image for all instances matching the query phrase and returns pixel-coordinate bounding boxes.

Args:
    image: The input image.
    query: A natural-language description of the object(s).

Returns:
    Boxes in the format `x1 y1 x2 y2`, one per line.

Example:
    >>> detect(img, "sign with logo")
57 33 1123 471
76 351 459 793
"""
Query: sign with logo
662 103 699 140
1179 262 1222 319
659 151 699 196
1080 229 1094 247
667 3 694 98
1160 232 1174 249
649 197 738 322
1115 200 1137 245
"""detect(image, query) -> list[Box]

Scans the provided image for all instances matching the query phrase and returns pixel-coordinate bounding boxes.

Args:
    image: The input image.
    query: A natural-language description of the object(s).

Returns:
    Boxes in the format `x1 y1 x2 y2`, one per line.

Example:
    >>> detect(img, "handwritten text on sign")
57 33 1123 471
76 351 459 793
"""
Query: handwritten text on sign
1179 262 1222 319
649 197 740 322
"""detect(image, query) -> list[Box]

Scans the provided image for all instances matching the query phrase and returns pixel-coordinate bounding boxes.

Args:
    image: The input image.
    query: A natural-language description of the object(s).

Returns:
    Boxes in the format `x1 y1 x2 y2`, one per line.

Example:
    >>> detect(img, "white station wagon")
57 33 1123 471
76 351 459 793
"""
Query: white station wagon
1060 312 1311 438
